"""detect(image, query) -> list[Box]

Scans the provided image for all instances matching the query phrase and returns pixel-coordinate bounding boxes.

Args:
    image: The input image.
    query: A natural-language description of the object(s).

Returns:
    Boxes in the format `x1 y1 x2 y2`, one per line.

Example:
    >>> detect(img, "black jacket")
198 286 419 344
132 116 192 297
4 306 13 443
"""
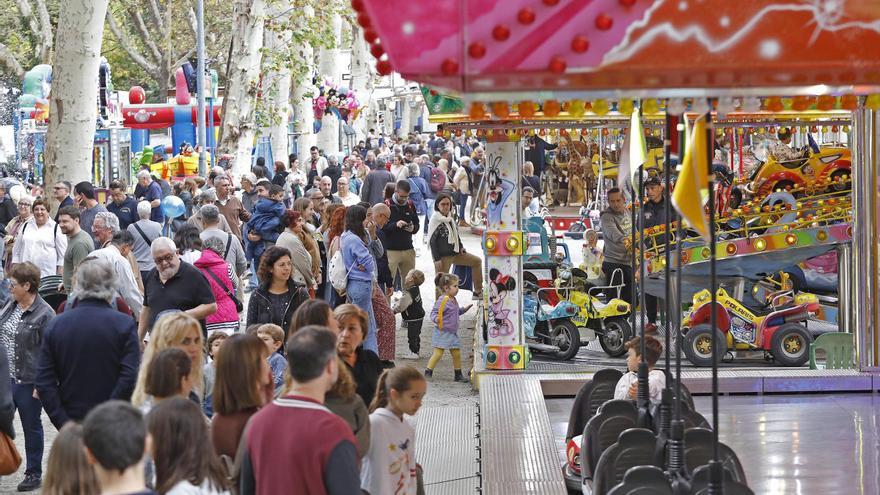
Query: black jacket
642 196 668 247
429 222 462 262
381 198 419 251
246 279 310 338
0 342 14 438
0 197 17 228
0 295 54 384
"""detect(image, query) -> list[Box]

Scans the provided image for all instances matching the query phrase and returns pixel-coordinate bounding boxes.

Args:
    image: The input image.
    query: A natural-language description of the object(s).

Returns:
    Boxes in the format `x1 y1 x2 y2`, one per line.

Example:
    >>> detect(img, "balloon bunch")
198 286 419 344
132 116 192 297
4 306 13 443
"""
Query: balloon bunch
312 76 360 123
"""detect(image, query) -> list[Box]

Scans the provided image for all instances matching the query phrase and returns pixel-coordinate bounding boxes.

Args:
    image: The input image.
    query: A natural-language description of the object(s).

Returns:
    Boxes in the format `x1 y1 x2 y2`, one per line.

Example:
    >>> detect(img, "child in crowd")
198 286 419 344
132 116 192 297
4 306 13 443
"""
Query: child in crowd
426 273 472 383
255 323 288 395
82 401 153 495
203 332 228 417
43 423 99 495
614 335 666 404
361 366 427 495
580 229 604 282
142 348 194 415
244 184 286 263
401 269 426 360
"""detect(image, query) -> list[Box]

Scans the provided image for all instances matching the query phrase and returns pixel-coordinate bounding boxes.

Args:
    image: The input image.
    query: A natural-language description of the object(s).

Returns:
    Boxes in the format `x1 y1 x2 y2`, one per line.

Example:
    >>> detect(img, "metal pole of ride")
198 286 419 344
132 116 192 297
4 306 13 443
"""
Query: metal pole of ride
196 0 208 177
668 115 687 482
705 108 724 495
659 109 673 439
636 107 650 420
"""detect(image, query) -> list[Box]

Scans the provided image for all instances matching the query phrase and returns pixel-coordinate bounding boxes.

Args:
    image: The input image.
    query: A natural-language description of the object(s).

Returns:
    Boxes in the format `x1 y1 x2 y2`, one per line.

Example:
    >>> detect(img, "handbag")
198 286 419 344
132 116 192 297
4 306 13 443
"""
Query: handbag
0 431 21 475
202 268 244 313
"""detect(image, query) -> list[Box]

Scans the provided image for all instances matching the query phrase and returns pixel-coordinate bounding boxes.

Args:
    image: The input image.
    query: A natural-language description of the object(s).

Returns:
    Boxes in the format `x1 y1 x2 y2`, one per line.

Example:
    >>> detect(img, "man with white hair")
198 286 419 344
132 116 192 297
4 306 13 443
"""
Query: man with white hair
91 228 144 318
200 204 247 276
35 258 141 428
127 201 162 281
213 175 250 239
138 237 216 342
133 170 164 223
187 190 233 233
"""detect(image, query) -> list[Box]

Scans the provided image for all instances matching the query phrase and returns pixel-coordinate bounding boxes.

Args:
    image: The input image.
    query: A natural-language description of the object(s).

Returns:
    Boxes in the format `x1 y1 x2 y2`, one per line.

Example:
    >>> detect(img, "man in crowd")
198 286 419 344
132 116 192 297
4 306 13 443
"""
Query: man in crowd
58 206 95 292
214 175 251 239
82 402 152 495
106 180 139 230
418 154 438 242
52 181 74 222
74 181 108 248
36 259 141 429
187 190 233 233
308 188 325 227
369 203 394 295
336 176 360 206
641 177 667 334
240 172 260 213
323 155 341 193
383 180 419 290
319 176 342 205
239 326 360 495
360 158 395 206
600 187 634 307
134 170 164 223
305 146 328 186
92 213 144 315
522 186 537 220
127 201 163 282
200 204 247 277
138 237 216 342
0 183 17 227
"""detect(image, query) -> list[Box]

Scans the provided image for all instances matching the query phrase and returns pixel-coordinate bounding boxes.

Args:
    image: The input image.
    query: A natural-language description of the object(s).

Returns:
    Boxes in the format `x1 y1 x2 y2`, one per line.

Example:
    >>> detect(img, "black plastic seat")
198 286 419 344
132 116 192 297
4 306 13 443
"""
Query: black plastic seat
582 400 638 480
684 428 748 483
593 428 662 495
565 368 624 442
607 465 673 495
690 464 754 495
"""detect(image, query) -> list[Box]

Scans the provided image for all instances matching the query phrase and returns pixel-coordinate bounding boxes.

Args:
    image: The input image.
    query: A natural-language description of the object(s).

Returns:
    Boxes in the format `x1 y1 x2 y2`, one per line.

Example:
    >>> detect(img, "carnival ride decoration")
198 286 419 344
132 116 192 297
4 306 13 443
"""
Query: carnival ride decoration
121 67 221 157
148 142 211 181
744 143 850 198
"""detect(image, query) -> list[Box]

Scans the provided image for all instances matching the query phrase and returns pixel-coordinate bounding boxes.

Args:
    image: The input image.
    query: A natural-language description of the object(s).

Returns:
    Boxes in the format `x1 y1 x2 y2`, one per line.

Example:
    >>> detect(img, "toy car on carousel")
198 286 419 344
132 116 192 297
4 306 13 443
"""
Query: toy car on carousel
681 286 820 367
742 144 850 200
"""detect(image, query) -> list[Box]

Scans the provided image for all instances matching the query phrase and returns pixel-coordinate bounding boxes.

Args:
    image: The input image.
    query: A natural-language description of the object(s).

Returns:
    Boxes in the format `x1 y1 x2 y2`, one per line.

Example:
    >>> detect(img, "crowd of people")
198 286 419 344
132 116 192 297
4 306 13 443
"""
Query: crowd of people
0 131 495 494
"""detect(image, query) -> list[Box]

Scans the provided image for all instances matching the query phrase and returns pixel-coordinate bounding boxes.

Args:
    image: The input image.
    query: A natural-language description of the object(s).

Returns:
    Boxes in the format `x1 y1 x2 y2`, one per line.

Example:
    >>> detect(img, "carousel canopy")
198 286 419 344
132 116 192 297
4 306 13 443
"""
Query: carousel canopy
354 0 880 98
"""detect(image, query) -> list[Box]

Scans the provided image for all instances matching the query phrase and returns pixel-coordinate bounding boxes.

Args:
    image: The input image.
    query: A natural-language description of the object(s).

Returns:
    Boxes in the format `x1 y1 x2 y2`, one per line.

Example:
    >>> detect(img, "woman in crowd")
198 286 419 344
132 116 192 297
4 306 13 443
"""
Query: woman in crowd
11 199 67 278
4 195 32 272
174 224 203 264
211 333 272 458
141 347 194 415
271 160 289 188
289 299 339 335
42 423 98 495
132 312 204 409
453 156 473 227
147 397 230 494
194 237 241 336
522 161 541 193
341 206 378 354
245 246 309 340
0 262 55 491
323 206 347 305
275 210 317 290
427 192 484 299
334 303 383 408
292 198 322 285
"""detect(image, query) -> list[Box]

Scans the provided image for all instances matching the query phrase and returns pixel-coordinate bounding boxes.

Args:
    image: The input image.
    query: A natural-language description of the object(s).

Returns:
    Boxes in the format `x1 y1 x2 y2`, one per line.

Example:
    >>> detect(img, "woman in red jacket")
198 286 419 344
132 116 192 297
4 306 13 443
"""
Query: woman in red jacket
194 237 241 336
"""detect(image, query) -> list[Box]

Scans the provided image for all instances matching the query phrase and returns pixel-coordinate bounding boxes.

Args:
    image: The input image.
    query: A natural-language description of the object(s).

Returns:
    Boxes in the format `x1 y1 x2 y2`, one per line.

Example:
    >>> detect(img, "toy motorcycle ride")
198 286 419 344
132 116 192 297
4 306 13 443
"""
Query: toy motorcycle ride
522 281 583 361
681 287 819 367
556 267 634 357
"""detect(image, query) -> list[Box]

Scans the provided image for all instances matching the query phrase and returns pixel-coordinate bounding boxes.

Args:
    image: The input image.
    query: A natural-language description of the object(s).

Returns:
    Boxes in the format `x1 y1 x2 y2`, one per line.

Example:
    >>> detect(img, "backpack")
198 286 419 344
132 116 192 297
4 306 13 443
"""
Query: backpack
407 178 426 216
329 250 353 294
429 167 446 192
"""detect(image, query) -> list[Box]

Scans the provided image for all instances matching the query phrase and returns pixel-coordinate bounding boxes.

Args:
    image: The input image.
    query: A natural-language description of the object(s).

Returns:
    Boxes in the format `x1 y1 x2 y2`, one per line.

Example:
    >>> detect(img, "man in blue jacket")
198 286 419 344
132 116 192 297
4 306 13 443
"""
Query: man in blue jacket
35 258 141 429
106 180 140 230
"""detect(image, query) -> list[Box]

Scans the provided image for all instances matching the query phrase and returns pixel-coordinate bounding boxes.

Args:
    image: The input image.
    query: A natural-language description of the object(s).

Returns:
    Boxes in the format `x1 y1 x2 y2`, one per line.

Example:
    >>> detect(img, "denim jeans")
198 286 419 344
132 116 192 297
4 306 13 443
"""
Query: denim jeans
248 258 259 289
347 279 378 353
458 194 469 220
12 381 43 475
423 199 435 234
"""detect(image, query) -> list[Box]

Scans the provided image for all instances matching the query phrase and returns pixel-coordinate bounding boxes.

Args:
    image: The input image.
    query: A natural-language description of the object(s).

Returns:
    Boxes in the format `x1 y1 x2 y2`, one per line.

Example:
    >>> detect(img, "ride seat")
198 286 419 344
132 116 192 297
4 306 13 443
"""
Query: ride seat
690 464 755 495
684 428 748 483
808 332 855 370
607 465 673 495
593 428 662 495
564 369 624 442
582 400 638 481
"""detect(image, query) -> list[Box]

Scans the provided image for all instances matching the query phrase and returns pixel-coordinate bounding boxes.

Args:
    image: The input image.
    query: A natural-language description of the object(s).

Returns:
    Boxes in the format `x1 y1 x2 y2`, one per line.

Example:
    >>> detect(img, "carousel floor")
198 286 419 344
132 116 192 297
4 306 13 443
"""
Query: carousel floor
547 393 880 494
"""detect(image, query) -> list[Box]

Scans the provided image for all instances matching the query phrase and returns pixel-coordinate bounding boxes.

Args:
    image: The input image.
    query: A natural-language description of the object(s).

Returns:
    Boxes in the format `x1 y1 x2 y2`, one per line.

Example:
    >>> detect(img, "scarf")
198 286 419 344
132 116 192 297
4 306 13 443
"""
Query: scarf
427 210 459 253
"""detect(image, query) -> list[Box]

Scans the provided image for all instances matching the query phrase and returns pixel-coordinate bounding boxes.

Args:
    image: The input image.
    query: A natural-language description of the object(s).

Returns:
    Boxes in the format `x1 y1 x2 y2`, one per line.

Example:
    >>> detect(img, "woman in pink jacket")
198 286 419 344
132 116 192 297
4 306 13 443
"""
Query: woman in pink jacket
194 237 241 335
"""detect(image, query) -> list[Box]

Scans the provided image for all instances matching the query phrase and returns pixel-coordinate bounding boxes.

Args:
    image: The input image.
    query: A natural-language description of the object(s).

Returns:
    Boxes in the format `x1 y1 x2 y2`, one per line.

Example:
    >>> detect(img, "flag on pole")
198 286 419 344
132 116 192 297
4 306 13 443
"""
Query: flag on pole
617 108 648 192
672 115 711 241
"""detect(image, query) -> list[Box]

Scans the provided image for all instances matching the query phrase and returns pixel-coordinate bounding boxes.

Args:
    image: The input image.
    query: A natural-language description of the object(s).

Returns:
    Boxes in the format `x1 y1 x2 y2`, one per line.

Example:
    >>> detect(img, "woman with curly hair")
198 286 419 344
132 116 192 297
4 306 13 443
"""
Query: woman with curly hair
323 206 347 305
275 210 317 290
131 312 204 409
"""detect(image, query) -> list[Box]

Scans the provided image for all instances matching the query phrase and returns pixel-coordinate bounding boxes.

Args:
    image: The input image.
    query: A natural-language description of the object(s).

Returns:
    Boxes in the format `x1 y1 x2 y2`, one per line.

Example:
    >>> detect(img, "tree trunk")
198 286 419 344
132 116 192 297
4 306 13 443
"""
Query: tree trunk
263 4 292 167
43 0 109 202
315 14 342 155
217 0 266 176
292 6 315 164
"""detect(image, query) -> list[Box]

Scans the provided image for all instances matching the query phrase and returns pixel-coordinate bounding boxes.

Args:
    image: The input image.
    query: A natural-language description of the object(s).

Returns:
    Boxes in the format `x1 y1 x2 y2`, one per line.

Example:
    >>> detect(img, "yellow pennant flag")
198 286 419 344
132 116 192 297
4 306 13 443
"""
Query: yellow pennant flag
672 115 710 241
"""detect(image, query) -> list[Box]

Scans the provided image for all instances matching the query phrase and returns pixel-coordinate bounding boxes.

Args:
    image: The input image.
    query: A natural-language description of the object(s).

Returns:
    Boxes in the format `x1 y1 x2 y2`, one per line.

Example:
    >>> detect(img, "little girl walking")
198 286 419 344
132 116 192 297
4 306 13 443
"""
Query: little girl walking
361 366 427 495
426 273 472 382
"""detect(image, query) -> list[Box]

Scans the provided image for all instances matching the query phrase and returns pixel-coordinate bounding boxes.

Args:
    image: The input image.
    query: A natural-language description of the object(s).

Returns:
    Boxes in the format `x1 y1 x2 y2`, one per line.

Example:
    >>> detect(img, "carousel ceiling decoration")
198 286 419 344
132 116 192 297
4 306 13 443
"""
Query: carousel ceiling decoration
353 0 880 96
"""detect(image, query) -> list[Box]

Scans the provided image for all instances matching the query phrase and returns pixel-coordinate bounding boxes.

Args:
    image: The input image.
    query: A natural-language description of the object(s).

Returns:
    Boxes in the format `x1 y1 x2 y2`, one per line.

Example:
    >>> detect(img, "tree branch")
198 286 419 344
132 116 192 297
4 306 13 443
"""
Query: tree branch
187 5 198 38
33 0 53 62
14 0 45 62
126 6 163 64
0 42 25 79
172 48 197 69
105 9 159 75
146 0 165 34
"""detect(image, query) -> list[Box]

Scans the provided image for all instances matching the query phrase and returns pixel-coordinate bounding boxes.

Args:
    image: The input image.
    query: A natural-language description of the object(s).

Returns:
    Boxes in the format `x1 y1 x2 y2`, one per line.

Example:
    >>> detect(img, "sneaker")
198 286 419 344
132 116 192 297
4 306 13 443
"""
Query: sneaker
17 473 41 492
424 369 433 378
401 351 420 360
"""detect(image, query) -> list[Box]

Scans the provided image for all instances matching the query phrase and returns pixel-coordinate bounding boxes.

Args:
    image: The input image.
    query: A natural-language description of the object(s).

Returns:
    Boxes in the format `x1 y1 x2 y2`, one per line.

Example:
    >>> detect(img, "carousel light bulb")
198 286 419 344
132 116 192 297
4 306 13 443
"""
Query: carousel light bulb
666 98 687 115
